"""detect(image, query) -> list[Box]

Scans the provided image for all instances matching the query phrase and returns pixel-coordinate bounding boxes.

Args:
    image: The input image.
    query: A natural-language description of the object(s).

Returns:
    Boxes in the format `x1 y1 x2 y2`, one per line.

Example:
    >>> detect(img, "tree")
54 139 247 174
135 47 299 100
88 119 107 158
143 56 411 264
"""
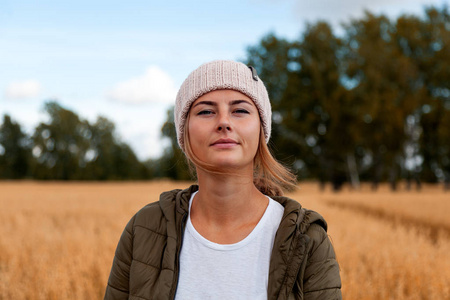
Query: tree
344 12 423 190
0 115 31 178
281 22 356 190
31 101 150 180
240 6 449 189
87 116 150 180
395 6 450 185
32 101 90 179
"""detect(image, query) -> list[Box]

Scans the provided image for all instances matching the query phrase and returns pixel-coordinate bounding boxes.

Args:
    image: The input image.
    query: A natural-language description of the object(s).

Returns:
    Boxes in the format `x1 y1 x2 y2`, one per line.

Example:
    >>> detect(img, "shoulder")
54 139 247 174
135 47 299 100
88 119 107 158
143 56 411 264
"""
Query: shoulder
131 201 165 230
272 195 330 250
273 197 341 296
129 185 198 231
301 209 328 234
122 188 179 235
272 195 328 233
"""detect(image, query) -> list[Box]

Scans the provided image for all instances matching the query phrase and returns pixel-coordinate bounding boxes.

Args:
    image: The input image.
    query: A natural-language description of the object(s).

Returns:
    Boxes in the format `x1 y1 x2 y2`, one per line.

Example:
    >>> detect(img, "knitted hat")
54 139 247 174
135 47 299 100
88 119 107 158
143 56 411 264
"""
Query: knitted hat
174 60 272 151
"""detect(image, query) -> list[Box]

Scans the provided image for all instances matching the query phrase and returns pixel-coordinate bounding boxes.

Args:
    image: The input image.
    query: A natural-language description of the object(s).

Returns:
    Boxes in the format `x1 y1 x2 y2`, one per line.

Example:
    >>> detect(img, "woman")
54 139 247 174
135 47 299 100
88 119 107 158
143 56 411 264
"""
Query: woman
104 60 341 300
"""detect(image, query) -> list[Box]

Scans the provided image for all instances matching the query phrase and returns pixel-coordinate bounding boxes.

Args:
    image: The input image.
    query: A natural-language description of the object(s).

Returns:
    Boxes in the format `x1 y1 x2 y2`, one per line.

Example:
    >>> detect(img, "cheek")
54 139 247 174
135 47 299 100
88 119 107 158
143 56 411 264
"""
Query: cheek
243 120 261 148
187 120 205 146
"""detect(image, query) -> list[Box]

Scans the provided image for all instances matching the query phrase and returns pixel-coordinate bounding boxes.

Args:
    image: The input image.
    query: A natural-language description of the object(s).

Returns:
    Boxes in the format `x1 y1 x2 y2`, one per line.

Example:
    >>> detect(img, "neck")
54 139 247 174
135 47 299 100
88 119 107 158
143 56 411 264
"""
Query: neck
190 167 268 243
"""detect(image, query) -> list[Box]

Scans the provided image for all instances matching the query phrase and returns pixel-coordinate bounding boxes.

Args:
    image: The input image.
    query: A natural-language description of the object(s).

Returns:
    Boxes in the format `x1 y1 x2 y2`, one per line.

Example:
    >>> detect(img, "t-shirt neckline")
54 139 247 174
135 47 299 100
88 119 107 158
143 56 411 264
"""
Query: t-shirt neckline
186 191 275 251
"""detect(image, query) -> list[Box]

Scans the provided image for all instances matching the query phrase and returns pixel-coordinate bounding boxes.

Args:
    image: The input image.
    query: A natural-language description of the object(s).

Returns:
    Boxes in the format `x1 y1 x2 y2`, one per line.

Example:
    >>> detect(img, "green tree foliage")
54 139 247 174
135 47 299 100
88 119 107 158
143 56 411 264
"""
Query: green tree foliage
436 107 450 188
31 101 150 180
0 115 31 178
241 5 449 189
85 116 150 180
32 101 90 179
394 7 450 183
344 13 425 189
281 22 356 190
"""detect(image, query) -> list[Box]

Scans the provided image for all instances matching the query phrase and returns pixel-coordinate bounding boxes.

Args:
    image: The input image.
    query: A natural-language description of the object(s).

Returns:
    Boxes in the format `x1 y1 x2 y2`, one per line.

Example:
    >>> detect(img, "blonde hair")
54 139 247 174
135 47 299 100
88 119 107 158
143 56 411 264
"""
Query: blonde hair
183 114 297 197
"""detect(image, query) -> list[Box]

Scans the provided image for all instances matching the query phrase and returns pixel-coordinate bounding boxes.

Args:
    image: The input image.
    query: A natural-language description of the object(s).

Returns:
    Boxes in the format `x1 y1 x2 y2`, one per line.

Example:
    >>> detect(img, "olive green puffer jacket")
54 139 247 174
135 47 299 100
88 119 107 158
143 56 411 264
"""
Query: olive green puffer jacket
104 185 341 300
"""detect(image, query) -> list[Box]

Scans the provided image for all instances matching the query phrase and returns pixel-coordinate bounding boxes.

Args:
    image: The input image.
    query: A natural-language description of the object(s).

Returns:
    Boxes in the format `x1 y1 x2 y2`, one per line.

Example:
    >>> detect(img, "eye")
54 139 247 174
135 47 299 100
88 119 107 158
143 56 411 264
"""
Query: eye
197 110 214 116
234 109 250 114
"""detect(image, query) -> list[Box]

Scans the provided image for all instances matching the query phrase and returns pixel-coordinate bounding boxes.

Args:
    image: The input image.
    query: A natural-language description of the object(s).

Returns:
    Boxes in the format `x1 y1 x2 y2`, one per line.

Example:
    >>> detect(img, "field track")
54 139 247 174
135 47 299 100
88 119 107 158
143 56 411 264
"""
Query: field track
0 181 448 299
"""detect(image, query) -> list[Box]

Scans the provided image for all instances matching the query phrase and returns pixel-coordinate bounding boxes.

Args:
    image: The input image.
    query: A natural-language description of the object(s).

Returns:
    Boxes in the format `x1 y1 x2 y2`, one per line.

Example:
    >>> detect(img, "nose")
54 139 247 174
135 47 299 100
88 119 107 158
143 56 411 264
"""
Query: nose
217 123 231 132
216 113 232 132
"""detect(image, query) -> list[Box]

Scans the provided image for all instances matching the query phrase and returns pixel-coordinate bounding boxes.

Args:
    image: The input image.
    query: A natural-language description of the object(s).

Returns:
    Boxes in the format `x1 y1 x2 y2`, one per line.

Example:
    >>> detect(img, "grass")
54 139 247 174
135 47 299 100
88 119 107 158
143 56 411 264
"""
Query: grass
0 180 448 299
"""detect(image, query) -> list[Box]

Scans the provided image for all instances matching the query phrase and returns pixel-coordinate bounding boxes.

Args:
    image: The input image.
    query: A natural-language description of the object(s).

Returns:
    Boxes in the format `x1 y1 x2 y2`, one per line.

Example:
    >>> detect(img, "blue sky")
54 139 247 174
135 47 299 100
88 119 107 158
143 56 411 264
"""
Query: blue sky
1 0 447 160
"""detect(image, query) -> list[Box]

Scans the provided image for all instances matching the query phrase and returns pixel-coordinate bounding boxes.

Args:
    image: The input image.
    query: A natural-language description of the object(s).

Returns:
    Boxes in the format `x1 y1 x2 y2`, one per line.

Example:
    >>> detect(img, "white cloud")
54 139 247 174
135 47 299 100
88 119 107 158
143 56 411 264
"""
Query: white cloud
115 102 173 159
4 80 41 99
107 66 177 104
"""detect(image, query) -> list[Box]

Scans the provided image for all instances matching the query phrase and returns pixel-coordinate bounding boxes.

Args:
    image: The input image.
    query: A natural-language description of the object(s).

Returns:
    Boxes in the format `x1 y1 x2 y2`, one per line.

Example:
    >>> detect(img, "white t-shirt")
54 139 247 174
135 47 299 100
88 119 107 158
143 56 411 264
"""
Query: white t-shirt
175 191 284 300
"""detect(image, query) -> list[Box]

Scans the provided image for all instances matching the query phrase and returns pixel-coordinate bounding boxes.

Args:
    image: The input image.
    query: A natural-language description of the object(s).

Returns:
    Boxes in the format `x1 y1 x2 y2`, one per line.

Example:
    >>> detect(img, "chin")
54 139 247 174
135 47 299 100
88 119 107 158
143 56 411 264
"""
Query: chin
207 156 252 170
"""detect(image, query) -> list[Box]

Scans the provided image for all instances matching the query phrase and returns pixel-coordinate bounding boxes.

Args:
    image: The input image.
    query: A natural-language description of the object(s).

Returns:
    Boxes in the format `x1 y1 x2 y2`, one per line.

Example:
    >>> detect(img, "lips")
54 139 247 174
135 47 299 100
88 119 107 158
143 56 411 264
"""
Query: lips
210 138 239 146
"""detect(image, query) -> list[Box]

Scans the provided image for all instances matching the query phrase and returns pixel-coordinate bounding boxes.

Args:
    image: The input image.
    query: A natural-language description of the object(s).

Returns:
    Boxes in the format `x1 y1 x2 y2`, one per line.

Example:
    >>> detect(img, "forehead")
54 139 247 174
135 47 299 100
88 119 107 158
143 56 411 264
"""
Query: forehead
192 89 255 106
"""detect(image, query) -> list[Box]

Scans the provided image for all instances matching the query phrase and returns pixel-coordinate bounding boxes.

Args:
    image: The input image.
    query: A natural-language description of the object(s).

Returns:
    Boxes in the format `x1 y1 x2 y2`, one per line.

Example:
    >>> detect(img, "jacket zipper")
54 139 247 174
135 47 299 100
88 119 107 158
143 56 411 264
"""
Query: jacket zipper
170 212 187 300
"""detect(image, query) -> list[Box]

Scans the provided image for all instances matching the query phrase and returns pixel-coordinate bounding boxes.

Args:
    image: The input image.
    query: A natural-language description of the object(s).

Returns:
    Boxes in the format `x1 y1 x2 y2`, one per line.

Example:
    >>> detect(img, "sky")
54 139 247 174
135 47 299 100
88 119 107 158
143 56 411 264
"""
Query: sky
1 0 448 160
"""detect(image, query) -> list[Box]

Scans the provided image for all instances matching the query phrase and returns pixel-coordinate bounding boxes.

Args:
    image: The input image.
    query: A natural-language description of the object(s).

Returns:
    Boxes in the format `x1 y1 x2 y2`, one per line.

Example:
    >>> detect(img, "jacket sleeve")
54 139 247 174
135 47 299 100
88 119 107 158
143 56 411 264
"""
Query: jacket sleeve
104 215 135 300
303 223 342 300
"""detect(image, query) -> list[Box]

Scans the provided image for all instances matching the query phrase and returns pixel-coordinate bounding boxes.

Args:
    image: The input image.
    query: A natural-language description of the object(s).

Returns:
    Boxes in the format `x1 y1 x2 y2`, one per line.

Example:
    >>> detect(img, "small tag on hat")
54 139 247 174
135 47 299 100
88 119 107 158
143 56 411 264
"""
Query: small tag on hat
248 66 259 81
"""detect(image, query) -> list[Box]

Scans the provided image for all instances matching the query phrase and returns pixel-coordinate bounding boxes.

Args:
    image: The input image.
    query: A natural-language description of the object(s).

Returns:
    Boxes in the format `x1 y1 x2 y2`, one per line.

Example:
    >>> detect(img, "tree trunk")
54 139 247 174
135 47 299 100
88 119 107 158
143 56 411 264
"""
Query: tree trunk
347 153 360 190
389 166 398 191
372 162 383 191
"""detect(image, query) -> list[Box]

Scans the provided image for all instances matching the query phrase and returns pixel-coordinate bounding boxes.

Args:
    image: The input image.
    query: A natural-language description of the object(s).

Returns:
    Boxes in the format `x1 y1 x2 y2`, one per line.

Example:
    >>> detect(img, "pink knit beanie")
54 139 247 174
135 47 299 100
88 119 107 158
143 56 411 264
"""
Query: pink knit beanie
175 60 272 151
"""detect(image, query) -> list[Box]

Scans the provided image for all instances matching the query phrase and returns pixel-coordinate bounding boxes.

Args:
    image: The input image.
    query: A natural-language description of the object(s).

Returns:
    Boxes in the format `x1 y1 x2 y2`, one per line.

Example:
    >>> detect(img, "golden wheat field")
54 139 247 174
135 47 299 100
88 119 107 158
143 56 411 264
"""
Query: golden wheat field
0 181 449 300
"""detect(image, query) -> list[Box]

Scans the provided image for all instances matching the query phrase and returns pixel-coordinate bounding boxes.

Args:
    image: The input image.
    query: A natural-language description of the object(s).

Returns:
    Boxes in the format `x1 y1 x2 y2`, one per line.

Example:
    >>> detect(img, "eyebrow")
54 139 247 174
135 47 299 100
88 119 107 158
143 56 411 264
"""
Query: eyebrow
192 99 253 108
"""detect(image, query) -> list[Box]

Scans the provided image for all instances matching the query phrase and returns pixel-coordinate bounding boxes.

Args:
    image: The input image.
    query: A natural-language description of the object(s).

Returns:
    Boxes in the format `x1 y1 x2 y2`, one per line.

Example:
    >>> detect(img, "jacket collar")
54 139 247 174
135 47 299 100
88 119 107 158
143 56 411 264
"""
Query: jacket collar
160 184 325 299
171 184 303 216
161 184 326 232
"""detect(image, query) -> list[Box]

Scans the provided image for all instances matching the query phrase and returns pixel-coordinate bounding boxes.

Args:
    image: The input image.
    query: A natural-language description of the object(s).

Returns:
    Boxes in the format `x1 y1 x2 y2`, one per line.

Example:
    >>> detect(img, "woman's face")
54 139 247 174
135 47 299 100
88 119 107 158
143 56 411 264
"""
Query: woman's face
187 89 261 171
